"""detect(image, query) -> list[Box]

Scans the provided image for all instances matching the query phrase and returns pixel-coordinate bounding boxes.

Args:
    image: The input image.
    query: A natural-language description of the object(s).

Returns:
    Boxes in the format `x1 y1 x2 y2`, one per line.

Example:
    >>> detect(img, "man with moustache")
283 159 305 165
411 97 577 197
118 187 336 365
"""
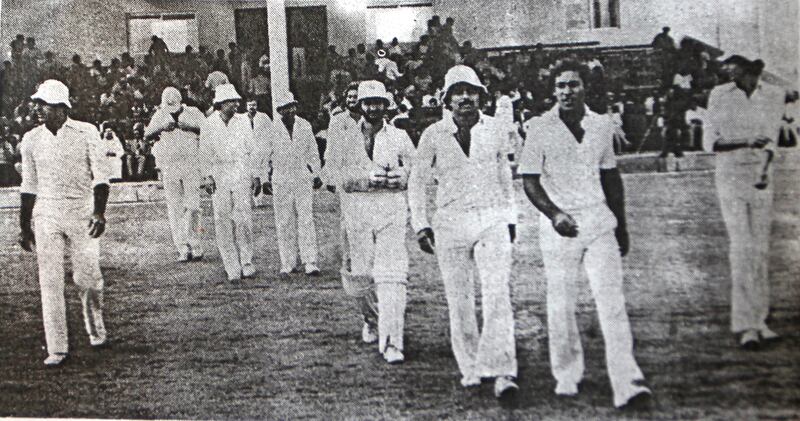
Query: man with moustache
145 87 207 262
263 92 323 277
408 65 518 398
326 80 415 363
519 60 651 409
200 84 262 283
18 80 111 366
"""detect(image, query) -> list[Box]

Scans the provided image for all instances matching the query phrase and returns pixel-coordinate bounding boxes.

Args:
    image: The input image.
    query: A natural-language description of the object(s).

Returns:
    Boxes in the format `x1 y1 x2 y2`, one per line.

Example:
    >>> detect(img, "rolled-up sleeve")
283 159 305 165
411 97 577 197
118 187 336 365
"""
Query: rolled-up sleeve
702 88 723 152
408 128 436 232
19 135 37 195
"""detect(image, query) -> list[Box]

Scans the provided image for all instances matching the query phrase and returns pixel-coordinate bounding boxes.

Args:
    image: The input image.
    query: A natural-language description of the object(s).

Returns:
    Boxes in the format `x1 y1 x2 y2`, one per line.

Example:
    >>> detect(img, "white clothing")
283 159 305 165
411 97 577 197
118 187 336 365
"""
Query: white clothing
519 106 646 407
324 111 361 270
327 118 415 352
145 104 206 255
101 134 125 180
703 81 784 333
374 57 403 81
19 119 109 355
200 112 259 279
408 112 517 379
519 106 617 212
266 116 321 270
408 112 516 233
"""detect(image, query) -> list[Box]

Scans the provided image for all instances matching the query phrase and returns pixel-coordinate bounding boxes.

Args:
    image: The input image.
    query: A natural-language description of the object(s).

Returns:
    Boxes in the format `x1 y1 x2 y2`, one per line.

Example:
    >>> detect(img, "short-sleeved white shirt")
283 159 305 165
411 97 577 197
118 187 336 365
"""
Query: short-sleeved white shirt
519 106 616 211
20 118 109 200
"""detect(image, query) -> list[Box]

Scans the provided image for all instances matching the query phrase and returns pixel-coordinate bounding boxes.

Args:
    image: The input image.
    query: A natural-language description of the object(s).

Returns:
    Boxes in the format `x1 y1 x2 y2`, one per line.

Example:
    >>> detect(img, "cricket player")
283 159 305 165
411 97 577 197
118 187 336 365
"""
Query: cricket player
18 80 110 366
519 60 650 409
145 87 206 262
703 54 785 349
323 82 361 277
199 84 262 282
244 97 274 208
263 92 322 276
408 65 519 398
326 80 415 363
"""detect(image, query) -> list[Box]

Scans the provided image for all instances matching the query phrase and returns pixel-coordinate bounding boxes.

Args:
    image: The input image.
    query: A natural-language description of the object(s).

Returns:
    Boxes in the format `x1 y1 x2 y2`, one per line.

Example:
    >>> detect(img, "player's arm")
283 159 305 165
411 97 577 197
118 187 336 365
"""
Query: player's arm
18 136 37 249
177 107 203 134
87 128 110 238
600 168 629 256
19 193 36 251
522 174 576 236
496 127 517 242
408 129 436 253
386 131 415 190
144 110 172 140
303 122 323 188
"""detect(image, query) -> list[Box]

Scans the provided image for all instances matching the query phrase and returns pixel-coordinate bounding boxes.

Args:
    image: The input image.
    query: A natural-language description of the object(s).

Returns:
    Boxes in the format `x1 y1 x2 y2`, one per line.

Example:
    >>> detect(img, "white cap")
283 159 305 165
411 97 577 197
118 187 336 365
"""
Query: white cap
275 91 299 111
205 71 229 90
213 84 241 105
442 65 488 98
357 80 391 104
160 87 182 113
31 79 71 108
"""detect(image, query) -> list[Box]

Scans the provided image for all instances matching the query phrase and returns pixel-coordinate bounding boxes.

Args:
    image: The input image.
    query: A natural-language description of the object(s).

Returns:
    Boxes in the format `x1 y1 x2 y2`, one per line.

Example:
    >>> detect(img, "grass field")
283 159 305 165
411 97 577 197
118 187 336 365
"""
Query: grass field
1 159 799 420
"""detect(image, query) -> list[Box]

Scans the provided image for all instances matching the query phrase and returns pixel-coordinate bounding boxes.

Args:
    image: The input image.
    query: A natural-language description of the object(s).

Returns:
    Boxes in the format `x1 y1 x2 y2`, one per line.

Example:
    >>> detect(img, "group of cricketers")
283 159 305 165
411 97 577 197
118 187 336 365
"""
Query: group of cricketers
16 52 784 410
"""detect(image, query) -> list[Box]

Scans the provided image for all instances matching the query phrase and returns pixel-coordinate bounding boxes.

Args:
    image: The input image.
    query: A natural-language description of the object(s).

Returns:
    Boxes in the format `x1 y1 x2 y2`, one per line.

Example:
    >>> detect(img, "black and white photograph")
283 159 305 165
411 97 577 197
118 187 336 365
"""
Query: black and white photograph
0 0 798 419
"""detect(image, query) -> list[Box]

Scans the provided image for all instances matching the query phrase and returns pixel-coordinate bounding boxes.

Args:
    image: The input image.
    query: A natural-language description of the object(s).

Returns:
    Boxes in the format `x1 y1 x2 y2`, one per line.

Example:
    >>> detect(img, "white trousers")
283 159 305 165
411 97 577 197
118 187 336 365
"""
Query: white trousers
34 200 105 355
272 181 318 271
343 193 409 352
162 165 202 253
538 205 644 407
211 176 254 280
338 191 350 272
433 207 516 379
716 172 774 332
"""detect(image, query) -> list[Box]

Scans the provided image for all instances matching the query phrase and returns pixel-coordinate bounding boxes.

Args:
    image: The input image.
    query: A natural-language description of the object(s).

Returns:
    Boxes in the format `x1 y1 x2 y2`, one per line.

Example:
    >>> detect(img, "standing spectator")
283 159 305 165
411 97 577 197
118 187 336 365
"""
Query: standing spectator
200 84 261 282
388 38 403 57
0 130 19 186
18 80 111 367
148 36 169 67
703 54 785 349
99 121 125 181
519 61 651 409
264 92 323 277
146 87 207 262
408 65 519 399
248 67 272 115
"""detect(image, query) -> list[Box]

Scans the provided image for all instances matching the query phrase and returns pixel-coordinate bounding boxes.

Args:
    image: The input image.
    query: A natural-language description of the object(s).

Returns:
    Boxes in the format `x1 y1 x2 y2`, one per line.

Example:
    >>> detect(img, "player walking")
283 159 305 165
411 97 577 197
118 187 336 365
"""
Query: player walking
18 80 111 366
519 60 651 409
408 65 519 398
326 81 415 363
200 84 262 283
145 87 206 262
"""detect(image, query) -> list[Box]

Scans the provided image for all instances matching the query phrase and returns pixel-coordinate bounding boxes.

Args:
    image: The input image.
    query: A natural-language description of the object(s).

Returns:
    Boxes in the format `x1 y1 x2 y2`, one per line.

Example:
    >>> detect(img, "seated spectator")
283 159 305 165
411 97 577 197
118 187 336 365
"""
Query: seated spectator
374 49 403 82
0 127 19 186
124 122 155 181
100 120 126 181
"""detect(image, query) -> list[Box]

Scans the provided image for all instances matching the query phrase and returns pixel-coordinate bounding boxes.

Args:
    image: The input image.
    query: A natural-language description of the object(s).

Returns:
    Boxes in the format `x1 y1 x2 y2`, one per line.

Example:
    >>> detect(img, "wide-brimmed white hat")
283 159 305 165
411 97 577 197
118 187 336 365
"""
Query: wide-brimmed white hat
213 84 241 105
31 79 71 108
160 87 182 113
442 65 488 98
275 91 299 111
357 80 391 104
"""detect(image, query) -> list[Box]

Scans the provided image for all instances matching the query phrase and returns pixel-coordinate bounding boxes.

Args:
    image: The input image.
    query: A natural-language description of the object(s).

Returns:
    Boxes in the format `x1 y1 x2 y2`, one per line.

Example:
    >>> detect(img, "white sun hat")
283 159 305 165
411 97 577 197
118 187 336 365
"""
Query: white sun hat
357 80 391 104
213 83 242 105
160 87 182 113
275 91 299 111
442 65 488 97
31 79 71 108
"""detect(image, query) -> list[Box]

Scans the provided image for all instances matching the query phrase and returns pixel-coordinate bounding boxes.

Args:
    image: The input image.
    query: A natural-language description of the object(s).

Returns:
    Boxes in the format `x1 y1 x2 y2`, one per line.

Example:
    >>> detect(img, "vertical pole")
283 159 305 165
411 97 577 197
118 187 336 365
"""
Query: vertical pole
267 0 290 112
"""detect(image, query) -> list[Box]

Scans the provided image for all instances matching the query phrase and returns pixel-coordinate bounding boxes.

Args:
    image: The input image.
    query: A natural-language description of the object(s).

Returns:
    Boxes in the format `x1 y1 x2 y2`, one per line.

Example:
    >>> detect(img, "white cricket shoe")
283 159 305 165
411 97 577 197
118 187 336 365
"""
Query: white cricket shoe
190 246 204 261
555 381 579 396
305 263 321 276
383 345 404 364
44 353 68 367
361 323 378 344
494 376 519 399
177 245 191 262
242 263 257 279
760 327 781 341
460 375 481 388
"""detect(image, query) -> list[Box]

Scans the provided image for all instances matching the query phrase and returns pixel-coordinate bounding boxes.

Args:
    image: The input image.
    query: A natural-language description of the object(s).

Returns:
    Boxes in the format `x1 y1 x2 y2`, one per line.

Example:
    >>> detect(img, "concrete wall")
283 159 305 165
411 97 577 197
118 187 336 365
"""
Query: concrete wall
1 0 796 82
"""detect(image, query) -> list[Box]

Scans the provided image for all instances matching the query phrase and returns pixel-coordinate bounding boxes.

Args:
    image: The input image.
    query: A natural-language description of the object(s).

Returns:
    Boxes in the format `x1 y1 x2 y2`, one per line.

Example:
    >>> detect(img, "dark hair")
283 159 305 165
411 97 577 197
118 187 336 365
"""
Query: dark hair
548 59 591 92
442 82 487 110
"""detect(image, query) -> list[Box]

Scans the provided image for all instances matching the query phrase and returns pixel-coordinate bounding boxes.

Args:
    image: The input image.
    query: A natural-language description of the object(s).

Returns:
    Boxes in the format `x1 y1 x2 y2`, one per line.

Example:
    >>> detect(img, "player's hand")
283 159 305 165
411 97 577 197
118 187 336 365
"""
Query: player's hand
749 136 771 149
163 121 177 132
508 224 516 243
88 213 106 238
313 177 323 190
552 212 578 237
417 228 435 254
261 182 273 196
326 185 336 193
385 168 408 190
252 177 262 197
615 226 629 257
755 173 769 190
369 168 388 188
18 229 35 252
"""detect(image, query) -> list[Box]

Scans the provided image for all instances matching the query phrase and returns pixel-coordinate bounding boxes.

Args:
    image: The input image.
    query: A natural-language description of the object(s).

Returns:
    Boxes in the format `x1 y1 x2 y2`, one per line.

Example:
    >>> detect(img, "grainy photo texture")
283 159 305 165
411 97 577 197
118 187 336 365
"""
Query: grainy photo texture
0 0 798 419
